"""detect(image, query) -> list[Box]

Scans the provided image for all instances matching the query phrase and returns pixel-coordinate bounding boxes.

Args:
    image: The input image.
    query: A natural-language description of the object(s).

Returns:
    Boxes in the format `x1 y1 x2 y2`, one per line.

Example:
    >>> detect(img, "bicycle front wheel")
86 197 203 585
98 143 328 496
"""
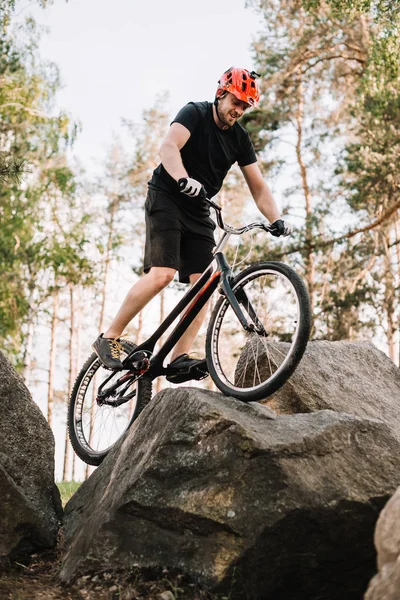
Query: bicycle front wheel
206 261 311 401
68 340 152 466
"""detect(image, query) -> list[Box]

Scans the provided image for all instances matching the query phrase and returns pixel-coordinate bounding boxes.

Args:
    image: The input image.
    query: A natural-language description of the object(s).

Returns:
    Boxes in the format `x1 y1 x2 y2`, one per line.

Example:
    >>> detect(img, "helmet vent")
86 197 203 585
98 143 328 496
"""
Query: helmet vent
217 67 260 106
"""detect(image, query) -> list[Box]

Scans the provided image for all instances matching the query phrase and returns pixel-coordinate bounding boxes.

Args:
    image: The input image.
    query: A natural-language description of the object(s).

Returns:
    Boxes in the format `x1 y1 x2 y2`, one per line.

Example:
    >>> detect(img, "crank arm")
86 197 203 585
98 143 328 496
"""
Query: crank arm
99 389 137 407
97 371 136 400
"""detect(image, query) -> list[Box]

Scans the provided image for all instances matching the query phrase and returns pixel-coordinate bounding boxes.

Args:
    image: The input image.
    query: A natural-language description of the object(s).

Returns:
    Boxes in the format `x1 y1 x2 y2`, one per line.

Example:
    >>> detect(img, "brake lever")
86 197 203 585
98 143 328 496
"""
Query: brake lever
204 197 222 212
263 224 273 234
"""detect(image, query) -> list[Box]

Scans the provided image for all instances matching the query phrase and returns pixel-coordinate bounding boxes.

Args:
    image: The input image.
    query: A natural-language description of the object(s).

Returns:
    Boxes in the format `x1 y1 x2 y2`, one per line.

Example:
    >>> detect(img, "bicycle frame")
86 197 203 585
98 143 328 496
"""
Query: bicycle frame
123 247 229 379
101 199 273 393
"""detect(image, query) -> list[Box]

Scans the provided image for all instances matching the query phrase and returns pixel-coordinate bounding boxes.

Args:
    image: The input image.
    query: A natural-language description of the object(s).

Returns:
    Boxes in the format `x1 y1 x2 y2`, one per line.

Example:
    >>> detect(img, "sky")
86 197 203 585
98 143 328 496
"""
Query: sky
17 0 262 172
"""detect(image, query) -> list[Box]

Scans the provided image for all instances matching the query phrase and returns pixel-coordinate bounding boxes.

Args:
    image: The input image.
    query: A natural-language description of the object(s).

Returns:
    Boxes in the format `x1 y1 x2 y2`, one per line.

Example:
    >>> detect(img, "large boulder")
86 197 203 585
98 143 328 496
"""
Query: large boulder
365 487 400 599
0 351 62 561
60 387 400 599
252 341 400 438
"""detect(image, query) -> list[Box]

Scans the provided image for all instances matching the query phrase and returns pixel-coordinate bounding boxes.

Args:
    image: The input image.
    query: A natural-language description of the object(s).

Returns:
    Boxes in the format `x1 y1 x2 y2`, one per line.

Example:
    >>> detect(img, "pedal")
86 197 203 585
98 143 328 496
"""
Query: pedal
167 364 209 384
192 370 209 381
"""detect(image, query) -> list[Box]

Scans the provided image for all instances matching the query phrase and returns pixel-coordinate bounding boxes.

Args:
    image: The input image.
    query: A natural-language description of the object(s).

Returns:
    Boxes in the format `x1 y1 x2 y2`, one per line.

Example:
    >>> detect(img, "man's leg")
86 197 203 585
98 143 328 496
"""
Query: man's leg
170 273 208 362
93 267 176 369
104 267 176 338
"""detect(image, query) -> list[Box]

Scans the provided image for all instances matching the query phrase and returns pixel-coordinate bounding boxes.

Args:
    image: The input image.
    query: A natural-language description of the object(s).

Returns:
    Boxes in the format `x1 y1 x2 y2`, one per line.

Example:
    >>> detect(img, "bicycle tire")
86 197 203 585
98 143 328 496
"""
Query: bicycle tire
206 261 311 401
68 340 153 466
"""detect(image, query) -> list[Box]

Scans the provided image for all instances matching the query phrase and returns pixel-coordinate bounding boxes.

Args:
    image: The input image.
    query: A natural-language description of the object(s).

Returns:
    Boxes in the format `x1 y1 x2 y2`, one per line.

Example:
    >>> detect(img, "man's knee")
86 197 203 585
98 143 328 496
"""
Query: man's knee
149 267 176 291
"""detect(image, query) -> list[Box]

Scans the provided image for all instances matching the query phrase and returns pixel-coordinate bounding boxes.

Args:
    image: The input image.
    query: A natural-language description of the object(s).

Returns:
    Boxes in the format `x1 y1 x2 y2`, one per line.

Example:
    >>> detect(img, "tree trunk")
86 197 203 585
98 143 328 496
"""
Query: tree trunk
395 217 400 366
62 284 75 482
381 227 397 363
72 287 82 481
21 311 35 384
295 79 315 314
47 290 59 428
85 205 117 480
98 204 117 333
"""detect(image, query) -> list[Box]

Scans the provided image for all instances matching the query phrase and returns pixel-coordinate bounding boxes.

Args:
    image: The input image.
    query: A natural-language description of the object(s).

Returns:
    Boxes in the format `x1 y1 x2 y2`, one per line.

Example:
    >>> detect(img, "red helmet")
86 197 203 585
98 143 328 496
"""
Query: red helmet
217 67 261 107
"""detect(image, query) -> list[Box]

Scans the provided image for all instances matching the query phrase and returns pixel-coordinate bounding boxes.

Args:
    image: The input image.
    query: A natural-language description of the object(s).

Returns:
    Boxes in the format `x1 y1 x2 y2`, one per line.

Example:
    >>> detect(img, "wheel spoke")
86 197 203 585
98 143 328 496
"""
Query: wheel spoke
207 263 310 400
68 341 153 465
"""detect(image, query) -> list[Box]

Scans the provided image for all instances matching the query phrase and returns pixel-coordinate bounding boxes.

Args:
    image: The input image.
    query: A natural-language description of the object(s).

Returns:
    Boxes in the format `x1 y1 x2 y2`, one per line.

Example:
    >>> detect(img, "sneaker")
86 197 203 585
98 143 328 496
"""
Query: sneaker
92 334 124 370
166 354 208 384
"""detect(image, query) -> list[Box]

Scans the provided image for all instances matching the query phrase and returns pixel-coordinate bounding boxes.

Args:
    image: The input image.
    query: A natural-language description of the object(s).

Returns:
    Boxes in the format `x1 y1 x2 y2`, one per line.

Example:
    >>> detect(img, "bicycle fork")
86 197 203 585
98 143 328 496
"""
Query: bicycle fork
216 253 268 336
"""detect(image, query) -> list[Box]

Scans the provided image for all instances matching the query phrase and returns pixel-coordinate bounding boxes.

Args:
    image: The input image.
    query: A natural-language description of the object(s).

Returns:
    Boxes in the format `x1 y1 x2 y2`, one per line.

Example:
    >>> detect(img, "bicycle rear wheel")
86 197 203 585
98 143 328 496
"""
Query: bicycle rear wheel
68 340 152 466
206 261 311 401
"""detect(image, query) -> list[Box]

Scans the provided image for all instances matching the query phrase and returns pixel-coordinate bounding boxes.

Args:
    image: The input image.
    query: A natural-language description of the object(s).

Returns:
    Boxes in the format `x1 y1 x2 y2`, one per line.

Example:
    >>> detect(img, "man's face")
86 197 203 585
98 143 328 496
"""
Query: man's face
216 92 250 127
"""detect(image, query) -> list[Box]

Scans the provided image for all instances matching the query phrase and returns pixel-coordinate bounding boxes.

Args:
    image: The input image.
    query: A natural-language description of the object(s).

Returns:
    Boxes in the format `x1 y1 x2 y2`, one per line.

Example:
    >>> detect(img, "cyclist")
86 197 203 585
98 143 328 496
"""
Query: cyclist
92 67 292 383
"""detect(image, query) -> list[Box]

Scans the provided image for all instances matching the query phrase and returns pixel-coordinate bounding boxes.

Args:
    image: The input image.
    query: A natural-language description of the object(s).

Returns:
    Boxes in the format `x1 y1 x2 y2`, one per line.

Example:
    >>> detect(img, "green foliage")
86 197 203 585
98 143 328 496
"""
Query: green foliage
304 0 400 22
246 0 400 352
0 8 92 363
338 0 399 215
0 153 27 183
1 0 63 23
57 480 81 506
334 5 400 349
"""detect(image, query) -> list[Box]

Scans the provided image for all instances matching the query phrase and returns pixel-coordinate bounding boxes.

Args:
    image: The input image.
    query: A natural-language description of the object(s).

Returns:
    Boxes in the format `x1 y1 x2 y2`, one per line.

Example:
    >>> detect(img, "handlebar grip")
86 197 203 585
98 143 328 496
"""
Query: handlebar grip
197 186 207 201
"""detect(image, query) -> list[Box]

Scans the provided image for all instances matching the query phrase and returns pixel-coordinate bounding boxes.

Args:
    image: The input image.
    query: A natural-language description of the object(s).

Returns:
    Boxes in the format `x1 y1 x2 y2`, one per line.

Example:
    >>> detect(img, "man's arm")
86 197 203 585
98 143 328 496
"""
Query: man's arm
159 123 191 182
159 122 206 198
240 163 281 223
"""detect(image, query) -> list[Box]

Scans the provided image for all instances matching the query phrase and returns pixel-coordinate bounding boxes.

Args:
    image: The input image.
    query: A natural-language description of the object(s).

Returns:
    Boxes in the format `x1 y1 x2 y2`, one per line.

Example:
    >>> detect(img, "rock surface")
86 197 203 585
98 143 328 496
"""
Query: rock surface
263 341 400 436
365 486 400 600
61 387 400 599
0 351 62 561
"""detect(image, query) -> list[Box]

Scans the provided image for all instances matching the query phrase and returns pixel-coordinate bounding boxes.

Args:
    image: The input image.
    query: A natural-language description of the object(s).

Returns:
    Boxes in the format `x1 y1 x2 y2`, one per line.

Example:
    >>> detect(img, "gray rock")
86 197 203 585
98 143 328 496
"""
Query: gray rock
261 341 400 437
60 387 400 600
0 351 62 561
364 560 400 600
158 593 175 600
365 487 400 599
374 487 400 570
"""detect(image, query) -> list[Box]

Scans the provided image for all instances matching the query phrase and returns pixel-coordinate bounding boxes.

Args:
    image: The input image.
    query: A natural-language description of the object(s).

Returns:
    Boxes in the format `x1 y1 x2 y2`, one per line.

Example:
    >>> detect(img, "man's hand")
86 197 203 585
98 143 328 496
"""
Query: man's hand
178 177 206 198
270 219 293 237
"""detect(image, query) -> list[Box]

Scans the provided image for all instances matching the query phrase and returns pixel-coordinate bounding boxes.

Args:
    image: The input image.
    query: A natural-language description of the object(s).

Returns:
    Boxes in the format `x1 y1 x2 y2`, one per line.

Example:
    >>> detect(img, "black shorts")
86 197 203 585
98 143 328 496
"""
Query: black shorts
143 188 216 283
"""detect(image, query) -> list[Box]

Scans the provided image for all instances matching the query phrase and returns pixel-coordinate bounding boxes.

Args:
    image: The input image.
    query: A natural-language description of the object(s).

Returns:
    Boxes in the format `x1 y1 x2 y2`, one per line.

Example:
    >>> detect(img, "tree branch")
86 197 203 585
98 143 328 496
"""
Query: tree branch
301 53 365 74
343 41 364 54
0 103 48 119
317 200 400 248
277 200 400 258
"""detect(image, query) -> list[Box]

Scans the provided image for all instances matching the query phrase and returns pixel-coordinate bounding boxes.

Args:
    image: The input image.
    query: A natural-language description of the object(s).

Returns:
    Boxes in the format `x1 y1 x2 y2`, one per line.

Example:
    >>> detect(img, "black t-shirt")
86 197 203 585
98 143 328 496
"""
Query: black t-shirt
148 101 257 211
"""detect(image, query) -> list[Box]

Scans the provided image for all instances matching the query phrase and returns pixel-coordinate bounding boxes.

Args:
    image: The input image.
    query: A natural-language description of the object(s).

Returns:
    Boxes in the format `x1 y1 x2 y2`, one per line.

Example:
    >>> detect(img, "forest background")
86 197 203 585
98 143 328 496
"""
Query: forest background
1 0 399 481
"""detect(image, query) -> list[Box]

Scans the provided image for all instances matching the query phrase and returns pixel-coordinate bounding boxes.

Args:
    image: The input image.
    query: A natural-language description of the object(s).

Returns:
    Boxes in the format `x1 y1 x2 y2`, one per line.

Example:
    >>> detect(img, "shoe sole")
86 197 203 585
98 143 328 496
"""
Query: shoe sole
166 370 209 384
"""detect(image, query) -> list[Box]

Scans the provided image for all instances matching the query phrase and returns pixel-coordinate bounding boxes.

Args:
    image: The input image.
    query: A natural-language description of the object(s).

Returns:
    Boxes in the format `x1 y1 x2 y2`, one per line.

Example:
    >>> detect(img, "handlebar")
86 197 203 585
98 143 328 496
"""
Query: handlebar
205 197 273 236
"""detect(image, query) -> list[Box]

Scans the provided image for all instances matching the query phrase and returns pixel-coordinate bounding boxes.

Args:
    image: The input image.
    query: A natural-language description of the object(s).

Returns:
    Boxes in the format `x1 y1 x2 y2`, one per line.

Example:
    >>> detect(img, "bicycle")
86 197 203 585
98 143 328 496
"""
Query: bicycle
68 198 311 466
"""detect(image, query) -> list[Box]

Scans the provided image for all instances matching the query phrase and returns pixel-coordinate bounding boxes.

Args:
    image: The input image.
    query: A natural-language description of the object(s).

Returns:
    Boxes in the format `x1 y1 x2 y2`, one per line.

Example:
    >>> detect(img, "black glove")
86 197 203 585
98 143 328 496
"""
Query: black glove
269 219 293 237
178 177 207 199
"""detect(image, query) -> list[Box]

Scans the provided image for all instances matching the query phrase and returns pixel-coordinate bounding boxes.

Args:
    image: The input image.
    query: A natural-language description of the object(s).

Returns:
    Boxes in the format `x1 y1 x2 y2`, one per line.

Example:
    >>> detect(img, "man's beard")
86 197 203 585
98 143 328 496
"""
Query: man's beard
218 108 237 128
